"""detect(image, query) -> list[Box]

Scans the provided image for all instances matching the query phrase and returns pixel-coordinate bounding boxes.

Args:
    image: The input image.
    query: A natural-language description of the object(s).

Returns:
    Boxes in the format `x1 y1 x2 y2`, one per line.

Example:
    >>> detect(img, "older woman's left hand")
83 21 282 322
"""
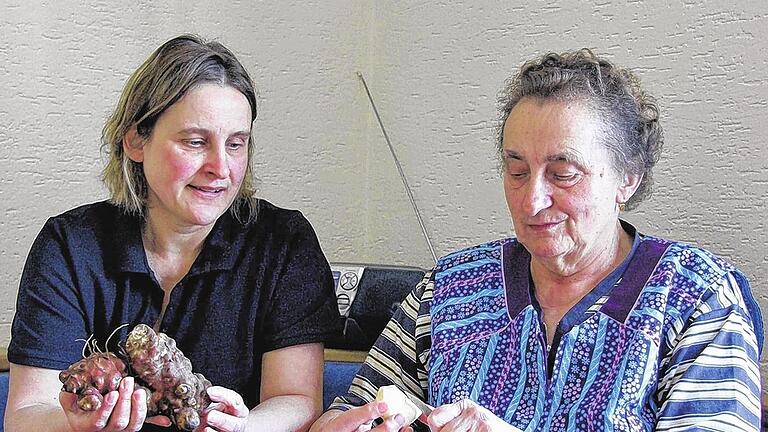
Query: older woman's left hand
426 399 522 432
196 386 250 432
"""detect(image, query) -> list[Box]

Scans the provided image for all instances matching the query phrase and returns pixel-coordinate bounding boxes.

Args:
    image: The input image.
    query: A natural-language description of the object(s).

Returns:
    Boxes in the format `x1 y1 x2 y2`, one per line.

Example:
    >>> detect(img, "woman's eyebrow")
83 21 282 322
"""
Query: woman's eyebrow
177 127 251 138
178 127 208 135
546 150 586 167
502 149 523 160
503 149 586 166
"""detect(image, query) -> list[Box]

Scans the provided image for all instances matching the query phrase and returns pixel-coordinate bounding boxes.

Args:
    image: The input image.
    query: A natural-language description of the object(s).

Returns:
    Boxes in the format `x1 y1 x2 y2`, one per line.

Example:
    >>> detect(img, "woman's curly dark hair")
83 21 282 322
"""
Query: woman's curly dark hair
497 49 663 210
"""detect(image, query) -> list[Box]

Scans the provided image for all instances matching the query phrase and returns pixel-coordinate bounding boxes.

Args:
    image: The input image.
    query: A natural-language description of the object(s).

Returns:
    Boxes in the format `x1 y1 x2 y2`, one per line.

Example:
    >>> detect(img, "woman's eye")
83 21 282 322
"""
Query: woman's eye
227 141 246 151
186 139 205 148
553 172 579 182
504 171 528 189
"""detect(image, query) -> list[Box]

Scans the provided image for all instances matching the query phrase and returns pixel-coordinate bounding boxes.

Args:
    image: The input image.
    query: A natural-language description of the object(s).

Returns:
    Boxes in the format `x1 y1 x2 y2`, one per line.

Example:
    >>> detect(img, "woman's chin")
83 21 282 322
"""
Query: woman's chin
181 200 236 226
180 209 227 228
520 240 568 261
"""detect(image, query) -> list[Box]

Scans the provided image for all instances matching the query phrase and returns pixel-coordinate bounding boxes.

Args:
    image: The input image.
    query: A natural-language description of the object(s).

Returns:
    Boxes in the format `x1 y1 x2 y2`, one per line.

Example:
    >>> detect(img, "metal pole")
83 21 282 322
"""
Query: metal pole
357 72 438 263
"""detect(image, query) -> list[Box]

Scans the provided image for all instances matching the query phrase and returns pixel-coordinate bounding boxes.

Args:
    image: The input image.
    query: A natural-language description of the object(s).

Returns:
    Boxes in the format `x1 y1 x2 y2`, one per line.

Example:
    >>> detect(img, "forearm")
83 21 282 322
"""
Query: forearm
245 395 320 432
5 404 72 432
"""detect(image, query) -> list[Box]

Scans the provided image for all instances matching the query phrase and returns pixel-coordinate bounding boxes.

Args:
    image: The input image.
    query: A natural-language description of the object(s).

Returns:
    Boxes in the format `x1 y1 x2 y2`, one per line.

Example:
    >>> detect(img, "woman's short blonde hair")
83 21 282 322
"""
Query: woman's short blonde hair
101 34 258 222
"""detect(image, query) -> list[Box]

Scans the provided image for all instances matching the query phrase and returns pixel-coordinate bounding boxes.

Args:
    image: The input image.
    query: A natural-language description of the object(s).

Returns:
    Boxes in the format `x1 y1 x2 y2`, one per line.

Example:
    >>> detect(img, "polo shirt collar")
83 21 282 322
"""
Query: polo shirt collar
187 211 242 275
109 209 150 274
108 207 247 275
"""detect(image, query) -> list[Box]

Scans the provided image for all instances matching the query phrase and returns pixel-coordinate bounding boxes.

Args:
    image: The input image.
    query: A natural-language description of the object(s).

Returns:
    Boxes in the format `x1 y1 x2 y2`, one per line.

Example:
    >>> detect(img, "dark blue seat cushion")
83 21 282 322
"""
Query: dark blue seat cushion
1 371 8 432
323 361 361 409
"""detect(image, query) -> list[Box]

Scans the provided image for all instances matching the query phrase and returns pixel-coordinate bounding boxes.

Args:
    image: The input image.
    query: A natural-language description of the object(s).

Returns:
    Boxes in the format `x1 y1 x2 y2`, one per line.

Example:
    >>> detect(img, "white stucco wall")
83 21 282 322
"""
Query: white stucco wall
2 0 766 392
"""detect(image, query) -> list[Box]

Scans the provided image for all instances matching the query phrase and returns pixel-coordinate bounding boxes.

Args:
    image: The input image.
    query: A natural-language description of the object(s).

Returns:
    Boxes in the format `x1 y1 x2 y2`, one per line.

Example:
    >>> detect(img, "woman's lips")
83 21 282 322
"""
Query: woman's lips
188 185 226 196
527 221 562 232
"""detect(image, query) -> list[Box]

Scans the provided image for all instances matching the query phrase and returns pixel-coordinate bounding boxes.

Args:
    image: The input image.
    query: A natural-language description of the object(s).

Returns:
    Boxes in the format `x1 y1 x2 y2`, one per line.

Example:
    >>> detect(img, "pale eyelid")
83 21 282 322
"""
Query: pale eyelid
229 131 251 141
550 160 585 177
553 173 580 181
227 141 247 150
503 149 588 182
228 133 249 145
183 138 205 147
502 152 525 175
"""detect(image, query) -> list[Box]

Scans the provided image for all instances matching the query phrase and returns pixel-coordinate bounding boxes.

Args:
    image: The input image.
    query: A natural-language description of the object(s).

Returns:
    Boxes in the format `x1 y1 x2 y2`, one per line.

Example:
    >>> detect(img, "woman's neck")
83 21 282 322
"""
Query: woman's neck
142 212 212 257
531 223 632 310
141 212 213 293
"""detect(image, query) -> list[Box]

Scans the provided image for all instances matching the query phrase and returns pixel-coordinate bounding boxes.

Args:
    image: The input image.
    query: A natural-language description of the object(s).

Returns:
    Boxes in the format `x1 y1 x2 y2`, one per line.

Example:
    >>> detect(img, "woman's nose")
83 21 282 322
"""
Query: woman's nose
522 177 552 215
205 145 230 179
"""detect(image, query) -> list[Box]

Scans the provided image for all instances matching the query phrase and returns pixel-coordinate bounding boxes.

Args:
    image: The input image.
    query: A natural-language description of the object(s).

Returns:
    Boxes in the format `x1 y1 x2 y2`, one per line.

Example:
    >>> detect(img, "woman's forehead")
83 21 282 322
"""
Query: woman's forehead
158 84 252 128
501 100 617 171
504 100 601 148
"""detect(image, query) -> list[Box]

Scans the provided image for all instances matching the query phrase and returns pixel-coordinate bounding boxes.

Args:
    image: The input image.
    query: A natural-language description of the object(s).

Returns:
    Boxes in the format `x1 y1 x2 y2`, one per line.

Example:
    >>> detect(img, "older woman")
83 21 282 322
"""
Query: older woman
5 35 340 432
311 50 763 432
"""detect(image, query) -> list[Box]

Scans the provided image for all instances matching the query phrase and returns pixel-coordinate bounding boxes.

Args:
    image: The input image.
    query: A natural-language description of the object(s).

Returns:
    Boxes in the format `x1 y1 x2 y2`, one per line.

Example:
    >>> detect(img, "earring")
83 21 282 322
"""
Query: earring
618 202 626 212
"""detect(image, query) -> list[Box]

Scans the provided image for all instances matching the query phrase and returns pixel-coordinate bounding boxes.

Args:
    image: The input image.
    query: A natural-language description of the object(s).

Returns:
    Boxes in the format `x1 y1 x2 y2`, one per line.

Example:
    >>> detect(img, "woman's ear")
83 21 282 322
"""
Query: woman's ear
617 173 643 205
123 127 144 163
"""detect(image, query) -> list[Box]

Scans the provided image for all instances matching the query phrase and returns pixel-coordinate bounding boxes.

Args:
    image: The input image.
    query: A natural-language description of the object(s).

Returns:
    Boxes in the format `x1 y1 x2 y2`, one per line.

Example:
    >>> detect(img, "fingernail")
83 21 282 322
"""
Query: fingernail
134 388 146 400
394 414 405 425
377 401 388 414
208 410 220 423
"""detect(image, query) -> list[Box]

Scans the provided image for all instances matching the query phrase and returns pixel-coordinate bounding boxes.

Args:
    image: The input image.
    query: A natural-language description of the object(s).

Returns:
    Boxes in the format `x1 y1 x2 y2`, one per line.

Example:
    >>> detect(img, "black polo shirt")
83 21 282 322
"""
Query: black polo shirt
9 200 341 415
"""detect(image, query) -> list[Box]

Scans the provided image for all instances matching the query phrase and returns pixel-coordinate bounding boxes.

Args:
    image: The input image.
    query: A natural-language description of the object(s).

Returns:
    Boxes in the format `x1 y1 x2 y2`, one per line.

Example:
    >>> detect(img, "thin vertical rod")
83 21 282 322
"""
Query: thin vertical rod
357 72 438 263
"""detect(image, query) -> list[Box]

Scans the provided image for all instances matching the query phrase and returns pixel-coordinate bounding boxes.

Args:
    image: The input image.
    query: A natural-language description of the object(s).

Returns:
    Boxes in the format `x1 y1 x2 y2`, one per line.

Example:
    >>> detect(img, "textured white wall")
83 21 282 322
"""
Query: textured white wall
1 0 766 390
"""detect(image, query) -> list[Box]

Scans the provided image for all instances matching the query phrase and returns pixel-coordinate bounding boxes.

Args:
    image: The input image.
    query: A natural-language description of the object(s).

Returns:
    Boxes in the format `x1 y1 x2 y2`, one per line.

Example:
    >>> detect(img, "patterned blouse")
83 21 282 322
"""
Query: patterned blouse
330 229 763 431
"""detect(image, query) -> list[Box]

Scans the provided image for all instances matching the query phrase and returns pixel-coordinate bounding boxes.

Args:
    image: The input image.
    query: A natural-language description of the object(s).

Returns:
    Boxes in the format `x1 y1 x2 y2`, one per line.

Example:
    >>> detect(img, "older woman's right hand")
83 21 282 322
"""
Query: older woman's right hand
311 401 414 432
427 399 523 432
58 376 171 432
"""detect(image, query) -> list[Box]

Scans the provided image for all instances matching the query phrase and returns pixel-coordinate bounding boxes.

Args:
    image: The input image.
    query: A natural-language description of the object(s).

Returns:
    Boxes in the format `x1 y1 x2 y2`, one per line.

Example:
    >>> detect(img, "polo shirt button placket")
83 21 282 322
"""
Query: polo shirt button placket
161 282 181 330
164 304 174 328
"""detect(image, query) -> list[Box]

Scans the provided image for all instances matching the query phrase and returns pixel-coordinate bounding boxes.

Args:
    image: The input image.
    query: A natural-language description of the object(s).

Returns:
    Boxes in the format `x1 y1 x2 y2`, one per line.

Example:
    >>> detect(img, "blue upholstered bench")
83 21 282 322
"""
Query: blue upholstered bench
1 370 8 432
322 349 365 409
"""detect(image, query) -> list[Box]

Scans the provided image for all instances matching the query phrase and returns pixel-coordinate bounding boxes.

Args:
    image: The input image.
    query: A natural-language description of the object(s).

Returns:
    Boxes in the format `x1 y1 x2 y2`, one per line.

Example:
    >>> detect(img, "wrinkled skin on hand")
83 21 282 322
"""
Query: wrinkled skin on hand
427 399 523 432
59 352 128 412
125 324 211 431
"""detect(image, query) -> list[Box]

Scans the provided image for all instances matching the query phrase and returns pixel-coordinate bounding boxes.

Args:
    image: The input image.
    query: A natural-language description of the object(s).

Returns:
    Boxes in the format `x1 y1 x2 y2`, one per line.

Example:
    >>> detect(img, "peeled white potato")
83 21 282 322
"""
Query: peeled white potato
375 385 421 425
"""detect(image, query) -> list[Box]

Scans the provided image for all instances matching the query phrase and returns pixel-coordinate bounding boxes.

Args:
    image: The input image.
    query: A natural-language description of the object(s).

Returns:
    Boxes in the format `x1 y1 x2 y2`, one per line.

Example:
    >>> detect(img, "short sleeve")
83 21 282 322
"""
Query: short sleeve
259 213 341 351
329 268 435 411
8 218 90 370
655 271 762 431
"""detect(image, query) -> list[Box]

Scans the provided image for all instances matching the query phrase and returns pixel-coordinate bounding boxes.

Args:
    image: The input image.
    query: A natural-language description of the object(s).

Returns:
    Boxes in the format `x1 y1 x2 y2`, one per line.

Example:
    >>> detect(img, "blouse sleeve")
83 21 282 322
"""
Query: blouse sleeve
655 270 762 431
8 218 90 370
328 269 435 411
